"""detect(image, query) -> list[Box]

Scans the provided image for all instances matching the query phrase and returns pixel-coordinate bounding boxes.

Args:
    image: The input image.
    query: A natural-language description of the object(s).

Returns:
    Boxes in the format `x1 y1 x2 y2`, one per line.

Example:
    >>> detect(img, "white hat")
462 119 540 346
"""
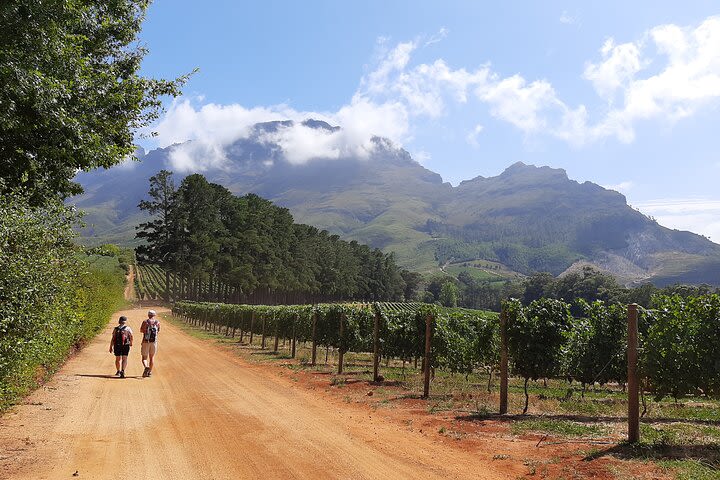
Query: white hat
148 310 157 317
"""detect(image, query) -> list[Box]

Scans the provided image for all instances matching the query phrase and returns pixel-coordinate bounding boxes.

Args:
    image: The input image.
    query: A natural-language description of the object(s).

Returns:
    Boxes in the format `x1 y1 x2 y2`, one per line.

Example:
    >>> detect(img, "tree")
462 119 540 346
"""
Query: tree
0 1 191 204
136 170 177 300
522 272 555 305
439 281 459 308
400 270 423 301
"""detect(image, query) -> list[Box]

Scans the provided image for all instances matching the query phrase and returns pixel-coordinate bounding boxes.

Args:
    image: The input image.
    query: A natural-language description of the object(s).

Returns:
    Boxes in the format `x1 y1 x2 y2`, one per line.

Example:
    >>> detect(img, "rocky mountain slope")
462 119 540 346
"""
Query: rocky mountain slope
71 120 720 286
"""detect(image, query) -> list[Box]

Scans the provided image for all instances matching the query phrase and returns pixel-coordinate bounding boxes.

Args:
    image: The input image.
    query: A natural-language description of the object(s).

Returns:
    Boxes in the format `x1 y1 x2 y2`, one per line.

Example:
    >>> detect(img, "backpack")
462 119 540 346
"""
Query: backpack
144 320 158 343
114 326 130 347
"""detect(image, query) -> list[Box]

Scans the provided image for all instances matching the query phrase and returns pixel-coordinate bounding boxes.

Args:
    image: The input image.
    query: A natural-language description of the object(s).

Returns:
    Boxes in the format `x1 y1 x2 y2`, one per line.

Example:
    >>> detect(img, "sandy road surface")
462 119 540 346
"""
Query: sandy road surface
0 306 506 480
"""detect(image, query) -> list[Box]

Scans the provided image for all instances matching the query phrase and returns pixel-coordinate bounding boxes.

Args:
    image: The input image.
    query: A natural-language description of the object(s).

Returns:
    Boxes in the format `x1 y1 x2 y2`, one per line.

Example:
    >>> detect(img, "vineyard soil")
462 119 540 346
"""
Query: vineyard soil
2 305 522 480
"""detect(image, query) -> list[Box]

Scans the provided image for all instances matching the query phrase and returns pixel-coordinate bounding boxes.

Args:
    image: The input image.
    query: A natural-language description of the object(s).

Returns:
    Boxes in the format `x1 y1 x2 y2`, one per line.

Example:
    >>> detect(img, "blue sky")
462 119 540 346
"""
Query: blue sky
137 1 720 241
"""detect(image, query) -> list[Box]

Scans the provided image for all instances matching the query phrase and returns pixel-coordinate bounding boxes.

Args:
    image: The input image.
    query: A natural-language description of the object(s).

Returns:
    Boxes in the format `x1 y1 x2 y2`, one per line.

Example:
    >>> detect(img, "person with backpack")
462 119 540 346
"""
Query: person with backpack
109 316 133 378
140 310 160 377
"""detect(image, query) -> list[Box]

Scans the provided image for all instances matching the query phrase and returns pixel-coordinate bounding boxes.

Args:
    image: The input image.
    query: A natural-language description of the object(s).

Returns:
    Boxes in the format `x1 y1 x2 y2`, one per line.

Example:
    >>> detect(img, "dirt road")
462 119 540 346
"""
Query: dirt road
0 306 507 480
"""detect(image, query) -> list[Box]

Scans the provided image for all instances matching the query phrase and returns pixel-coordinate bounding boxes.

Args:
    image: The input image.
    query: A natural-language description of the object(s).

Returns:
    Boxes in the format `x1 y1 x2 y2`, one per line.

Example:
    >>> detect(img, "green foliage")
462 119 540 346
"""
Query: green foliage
0 1 190 204
136 172 411 302
173 301 499 379
0 193 126 410
505 297 572 413
563 300 627 387
644 294 720 400
439 281 459 307
506 298 572 382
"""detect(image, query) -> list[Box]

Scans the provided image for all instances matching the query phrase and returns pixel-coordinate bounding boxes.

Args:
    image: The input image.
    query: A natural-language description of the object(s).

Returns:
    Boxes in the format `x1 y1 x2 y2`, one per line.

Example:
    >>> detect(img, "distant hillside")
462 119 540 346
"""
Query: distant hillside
71 119 720 286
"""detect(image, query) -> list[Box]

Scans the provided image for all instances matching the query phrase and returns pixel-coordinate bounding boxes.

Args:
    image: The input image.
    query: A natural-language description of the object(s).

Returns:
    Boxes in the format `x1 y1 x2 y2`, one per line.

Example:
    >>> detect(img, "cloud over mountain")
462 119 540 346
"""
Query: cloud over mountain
145 14 720 182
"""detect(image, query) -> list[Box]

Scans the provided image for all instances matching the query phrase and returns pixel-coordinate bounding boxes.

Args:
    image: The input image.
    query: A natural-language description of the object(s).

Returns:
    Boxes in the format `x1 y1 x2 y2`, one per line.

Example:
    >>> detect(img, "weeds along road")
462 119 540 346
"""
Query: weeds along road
0 305 506 480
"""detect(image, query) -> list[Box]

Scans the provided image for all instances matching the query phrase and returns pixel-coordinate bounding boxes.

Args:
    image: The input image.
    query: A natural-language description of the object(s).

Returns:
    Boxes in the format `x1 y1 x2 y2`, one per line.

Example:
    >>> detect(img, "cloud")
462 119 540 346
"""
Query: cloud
583 39 644 101
156 95 410 171
425 27 448 46
412 150 431 164
603 181 634 193
559 11 575 25
466 124 484 147
358 15 720 146
582 16 720 142
150 15 720 172
635 198 720 241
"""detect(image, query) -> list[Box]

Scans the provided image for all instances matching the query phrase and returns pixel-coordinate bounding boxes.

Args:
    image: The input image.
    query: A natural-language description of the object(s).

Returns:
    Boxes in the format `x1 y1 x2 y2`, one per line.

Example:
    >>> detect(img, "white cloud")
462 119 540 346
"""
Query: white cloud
150 15 720 172
603 181 634 193
425 27 448 46
559 11 575 25
155 94 411 172
636 198 720 241
583 39 643 101
466 124 484 147
412 150 431 164
583 16 720 142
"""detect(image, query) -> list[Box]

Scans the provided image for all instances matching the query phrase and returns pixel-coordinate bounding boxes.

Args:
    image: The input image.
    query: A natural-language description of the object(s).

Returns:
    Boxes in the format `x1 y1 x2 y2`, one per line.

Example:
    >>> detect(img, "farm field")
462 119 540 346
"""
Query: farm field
168 310 720 480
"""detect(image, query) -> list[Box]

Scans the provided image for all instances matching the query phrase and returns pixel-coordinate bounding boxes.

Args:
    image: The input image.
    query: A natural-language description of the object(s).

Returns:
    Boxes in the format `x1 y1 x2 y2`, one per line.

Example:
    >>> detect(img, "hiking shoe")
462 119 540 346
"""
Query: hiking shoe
142 367 150 377
115 370 121 377
147 370 152 377
119 371 125 379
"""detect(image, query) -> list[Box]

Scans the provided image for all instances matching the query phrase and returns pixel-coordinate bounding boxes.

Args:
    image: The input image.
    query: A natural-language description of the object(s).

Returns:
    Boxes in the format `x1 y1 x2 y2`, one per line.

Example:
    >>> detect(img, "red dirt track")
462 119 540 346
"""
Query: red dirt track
0 306 513 480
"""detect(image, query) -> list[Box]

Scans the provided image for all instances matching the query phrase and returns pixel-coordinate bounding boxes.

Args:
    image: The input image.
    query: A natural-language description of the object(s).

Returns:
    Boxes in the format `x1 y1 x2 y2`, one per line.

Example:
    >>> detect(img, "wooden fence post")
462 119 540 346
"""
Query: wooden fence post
291 315 297 358
373 309 381 382
627 303 640 443
273 314 280 353
261 316 267 350
311 311 318 366
337 314 345 374
422 313 432 399
249 312 255 345
499 306 509 415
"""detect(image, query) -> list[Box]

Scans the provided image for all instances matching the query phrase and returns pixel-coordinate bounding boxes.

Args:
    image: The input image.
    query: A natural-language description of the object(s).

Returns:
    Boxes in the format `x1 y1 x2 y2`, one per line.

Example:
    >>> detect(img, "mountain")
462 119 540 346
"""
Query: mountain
71 119 720 286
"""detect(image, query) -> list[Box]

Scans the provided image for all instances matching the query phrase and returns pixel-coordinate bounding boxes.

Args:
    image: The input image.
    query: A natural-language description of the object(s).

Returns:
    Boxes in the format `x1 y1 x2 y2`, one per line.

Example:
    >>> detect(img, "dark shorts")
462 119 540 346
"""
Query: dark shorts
114 345 130 357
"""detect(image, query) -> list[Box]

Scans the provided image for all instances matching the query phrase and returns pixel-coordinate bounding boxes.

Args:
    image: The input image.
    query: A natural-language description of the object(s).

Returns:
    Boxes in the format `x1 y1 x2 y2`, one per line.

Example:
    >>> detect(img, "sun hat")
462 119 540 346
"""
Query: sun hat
148 310 157 317
118 316 127 323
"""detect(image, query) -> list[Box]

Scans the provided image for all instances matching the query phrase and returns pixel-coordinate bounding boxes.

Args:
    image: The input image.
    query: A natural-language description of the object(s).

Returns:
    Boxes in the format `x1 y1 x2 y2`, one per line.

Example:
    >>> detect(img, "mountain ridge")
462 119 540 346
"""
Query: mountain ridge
71 119 720 286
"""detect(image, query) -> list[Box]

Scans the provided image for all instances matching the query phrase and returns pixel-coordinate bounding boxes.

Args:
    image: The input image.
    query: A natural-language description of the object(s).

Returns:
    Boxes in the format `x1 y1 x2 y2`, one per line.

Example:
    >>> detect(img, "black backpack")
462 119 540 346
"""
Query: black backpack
114 325 130 347
145 320 158 343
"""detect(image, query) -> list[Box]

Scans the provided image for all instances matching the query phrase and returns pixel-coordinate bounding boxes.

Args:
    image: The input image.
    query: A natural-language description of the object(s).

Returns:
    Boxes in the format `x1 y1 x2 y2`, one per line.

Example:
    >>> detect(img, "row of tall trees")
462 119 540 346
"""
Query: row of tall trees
136 171 414 303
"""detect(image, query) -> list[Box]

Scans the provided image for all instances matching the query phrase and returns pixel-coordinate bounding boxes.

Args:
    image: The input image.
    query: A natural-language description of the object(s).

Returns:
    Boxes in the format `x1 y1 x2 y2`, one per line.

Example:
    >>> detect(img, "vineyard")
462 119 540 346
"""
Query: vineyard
134 264 168 300
135 264 215 301
172 294 720 417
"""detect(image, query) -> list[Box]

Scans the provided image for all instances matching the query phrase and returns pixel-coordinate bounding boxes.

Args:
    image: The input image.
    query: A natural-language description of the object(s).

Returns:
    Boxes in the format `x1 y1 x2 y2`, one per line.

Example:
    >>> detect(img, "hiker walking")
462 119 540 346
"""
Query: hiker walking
110 316 133 378
141 310 160 377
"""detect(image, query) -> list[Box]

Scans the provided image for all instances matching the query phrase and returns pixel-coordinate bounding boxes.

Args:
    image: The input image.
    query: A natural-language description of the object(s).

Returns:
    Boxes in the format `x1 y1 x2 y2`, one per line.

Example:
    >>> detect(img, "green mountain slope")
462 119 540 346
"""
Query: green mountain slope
71 120 720 286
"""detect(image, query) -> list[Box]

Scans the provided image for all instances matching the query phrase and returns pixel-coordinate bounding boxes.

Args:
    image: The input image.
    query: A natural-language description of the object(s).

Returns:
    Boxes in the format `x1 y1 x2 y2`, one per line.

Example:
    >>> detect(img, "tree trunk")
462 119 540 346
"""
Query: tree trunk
523 377 530 414
165 269 171 302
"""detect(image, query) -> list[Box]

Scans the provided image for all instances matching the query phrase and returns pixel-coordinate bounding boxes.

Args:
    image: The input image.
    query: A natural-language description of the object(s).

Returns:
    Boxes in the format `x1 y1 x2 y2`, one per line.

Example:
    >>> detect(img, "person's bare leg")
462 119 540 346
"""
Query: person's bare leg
148 353 155 372
115 356 121 372
121 355 128 372
142 354 149 369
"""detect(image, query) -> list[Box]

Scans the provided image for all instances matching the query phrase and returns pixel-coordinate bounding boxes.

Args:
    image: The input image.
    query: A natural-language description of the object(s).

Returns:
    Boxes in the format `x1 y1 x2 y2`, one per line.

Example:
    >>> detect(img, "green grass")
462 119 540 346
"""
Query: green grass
659 460 720 480
511 419 609 437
